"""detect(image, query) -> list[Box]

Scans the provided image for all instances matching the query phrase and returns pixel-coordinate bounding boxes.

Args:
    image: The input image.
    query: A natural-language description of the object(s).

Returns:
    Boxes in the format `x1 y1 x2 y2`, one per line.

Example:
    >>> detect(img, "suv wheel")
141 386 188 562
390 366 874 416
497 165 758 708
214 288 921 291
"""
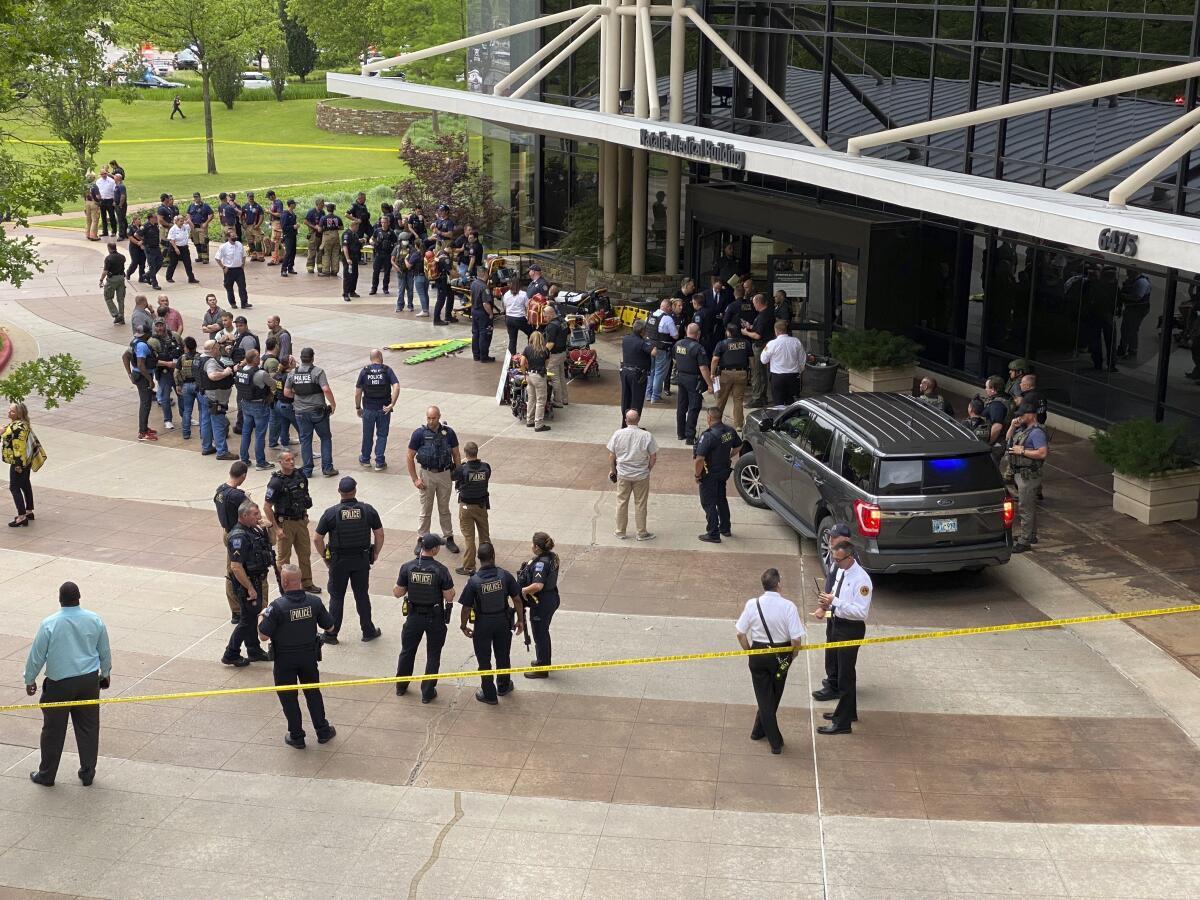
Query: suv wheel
816 514 835 572
734 452 768 509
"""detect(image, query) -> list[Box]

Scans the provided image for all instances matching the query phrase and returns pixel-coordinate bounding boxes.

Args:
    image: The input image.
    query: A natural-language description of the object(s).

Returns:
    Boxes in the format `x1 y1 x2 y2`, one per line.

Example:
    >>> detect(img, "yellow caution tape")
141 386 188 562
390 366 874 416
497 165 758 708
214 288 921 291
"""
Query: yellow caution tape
4 604 1197 712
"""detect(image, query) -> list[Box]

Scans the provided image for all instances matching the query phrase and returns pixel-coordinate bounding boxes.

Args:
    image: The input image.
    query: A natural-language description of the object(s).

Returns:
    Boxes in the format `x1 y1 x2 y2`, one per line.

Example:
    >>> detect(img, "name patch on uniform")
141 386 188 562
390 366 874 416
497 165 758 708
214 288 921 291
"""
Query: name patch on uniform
468 472 487 483
340 508 363 521
410 572 434 585
289 606 313 621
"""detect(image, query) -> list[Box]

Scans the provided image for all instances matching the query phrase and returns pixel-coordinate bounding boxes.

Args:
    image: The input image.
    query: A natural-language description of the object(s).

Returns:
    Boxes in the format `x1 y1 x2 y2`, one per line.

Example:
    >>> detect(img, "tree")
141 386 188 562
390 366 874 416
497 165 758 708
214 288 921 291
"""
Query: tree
210 51 243 110
280 0 318 82
0 355 88 409
287 0 386 68
266 36 289 101
119 0 281 174
24 35 116 177
393 131 504 238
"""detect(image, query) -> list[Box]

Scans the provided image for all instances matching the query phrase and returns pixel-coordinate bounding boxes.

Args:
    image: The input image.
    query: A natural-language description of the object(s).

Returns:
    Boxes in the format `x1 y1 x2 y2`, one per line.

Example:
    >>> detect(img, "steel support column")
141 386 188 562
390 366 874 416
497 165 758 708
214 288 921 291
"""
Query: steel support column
664 0 685 276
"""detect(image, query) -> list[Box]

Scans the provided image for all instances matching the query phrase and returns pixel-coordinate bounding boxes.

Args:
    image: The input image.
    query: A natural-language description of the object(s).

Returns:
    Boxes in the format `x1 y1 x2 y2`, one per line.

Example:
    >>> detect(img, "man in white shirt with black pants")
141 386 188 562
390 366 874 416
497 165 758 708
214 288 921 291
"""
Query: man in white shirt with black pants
813 536 873 735
216 230 251 310
760 320 806 406
736 568 805 754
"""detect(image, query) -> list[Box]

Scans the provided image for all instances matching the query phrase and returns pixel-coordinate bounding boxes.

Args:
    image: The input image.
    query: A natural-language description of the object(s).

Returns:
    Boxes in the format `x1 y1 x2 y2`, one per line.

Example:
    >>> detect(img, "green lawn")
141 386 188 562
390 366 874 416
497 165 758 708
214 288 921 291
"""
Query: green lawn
12 98 408 207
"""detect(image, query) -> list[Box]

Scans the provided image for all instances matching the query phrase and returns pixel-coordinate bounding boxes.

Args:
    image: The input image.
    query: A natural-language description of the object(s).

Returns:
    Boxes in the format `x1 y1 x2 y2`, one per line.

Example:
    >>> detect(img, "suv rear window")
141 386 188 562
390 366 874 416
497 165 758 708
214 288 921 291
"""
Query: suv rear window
876 455 1002 495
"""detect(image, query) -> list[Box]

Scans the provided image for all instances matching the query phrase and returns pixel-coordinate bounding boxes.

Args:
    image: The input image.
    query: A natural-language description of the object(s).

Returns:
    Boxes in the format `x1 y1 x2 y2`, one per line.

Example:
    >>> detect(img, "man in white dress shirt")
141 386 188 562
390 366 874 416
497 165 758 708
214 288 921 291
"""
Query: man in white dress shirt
216 231 251 310
813 537 873 735
735 568 805 754
760 320 806 407
165 216 199 284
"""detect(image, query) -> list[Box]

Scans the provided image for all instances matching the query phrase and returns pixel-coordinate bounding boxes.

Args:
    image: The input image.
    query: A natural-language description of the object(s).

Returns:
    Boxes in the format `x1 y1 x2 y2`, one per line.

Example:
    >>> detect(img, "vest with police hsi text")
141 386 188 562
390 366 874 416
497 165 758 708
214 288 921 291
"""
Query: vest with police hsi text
228 523 274 574
474 566 511 615
361 363 391 400
456 460 490 506
415 425 453 471
328 501 371 553
290 365 321 396
235 365 271 403
404 558 443 607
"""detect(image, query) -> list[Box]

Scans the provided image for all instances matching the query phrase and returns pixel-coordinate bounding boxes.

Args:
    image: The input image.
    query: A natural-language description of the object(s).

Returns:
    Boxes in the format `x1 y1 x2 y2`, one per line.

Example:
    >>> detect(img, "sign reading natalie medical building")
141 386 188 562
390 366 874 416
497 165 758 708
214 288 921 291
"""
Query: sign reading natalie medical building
640 129 747 171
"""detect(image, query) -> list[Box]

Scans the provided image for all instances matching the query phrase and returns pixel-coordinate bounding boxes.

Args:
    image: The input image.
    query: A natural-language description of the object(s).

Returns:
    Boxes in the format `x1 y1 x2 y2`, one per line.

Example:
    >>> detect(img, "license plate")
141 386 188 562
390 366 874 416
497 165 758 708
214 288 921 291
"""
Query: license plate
932 517 958 534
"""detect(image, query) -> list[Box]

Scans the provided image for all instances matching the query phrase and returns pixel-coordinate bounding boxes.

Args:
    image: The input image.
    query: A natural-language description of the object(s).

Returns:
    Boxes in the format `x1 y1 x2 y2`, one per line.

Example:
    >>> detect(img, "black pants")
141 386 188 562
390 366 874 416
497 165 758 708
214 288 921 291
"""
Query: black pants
136 377 154 432
225 576 265 657
770 371 799 407
434 281 452 321
699 473 730 537
1119 302 1150 355
9 463 33 516
619 368 647 425
273 651 330 740
36 671 100 781
224 266 248 307
99 199 116 235
144 248 162 287
748 644 791 752
396 608 447 699
281 233 297 274
171 105 185 119
342 255 360 297
473 614 513 701
506 317 532 355
823 614 838 692
529 594 559 665
472 308 494 360
371 255 391 294
126 245 145 280
116 205 128 240
675 373 703 440
829 616 865 728
1085 314 1115 370
327 557 374 636
166 245 194 281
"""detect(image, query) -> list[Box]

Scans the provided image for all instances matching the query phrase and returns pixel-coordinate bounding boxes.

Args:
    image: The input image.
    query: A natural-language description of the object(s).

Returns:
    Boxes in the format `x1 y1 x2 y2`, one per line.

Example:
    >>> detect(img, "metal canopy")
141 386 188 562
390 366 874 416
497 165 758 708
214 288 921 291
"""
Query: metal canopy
328 73 1200 272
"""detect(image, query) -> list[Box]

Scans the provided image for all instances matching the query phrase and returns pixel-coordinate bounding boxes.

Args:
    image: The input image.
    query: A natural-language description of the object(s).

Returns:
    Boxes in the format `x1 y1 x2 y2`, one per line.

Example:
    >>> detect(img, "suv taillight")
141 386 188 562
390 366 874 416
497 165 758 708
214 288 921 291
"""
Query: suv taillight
1003 495 1015 529
854 499 881 537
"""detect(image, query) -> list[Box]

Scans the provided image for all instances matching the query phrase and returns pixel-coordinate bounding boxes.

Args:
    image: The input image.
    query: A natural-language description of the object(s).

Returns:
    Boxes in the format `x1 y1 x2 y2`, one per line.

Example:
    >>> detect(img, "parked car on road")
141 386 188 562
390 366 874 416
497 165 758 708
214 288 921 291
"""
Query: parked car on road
240 71 273 89
735 392 1013 574
175 49 199 70
127 72 185 89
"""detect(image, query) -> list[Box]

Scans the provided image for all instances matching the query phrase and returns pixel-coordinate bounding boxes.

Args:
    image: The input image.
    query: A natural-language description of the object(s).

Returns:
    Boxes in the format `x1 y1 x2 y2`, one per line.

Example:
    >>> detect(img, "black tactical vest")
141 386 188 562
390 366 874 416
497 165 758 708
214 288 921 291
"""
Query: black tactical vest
415 426 452 471
457 461 490 505
405 558 443 607
475 567 509 615
290 365 321 396
273 470 310 518
717 337 749 370
269 591 321 653
361 363 391 400
328 501 371 552
229 523 272 574
235 365 270 402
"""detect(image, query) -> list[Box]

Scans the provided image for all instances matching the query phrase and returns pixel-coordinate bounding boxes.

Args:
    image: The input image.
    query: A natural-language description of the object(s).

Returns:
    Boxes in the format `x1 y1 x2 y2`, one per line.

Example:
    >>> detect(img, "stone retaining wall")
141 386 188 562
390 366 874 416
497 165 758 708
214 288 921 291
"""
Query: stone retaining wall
315 100 425 137
535 255 679 303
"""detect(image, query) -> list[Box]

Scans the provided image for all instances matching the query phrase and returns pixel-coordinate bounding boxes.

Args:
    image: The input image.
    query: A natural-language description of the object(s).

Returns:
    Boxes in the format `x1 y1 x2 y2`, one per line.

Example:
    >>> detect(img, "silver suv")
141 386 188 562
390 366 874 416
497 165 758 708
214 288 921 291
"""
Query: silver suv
734 392 1013 574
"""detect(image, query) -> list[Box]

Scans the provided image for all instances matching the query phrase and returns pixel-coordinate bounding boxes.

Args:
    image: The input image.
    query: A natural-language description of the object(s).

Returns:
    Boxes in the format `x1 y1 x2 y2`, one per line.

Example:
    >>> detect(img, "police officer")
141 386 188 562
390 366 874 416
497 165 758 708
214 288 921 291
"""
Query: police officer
279 199 299 276
963 398 994 445
619 319 656 427
303 196 324 275
242 192 265 261
319 203 343 277
141 211 163 290
1005 358 1029 399
263 450 321 594
369 215 397 295
406 406 462 552
235 348 274 471
222 499 274 668
356 350 399 470
1005 401 1048 553
525 263 549 299
673 323 713 445
452 441 490 576
981 375 1013 445
214 460 249 624
348 191 372 235
813 537 873 735
691 293 717 355
187 191 213 264
519 531 559 679
470 268 495 362
394 533 456 702
694 407 740 543
458 542 523 705
341 219 363 302
313 476 384 643
265 190 284 265
258 564 337 749
711 322 751 430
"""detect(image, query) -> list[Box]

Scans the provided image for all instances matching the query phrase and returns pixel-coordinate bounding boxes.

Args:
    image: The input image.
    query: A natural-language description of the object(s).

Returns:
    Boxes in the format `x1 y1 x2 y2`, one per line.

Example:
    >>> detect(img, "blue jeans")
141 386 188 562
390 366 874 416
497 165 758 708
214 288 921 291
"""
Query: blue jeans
647 350 670 401
198 392 214 450
269 400 295 448
239 400 270 466
360 407 391 466
156 372 175 423
399 272 415 310
205 395 230 455
414 275 429 314
179 381 199 438
295 408 335 476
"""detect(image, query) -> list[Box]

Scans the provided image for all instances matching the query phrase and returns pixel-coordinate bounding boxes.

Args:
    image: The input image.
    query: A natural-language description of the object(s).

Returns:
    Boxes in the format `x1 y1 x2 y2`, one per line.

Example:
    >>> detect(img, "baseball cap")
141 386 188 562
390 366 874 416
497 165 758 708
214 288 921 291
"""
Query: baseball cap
828 523 852 539
1008 358 1030 371
437 203 449 211
234 315 247 324
420 533 445 550
1016 401 1037 415
529 264 541 272
338 476 357 493
286 199 296 206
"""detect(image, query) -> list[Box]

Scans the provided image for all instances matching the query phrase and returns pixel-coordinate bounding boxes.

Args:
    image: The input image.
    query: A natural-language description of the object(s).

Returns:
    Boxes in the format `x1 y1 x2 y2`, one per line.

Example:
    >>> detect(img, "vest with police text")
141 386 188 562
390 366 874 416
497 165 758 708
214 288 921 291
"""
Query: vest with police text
405 558 443 607
475 567 510 616
717 337 749 370
361 364 391 400
457 460 490 505
328 501 371 552
268 591 322 653
235 365 270 403
290 365 321 396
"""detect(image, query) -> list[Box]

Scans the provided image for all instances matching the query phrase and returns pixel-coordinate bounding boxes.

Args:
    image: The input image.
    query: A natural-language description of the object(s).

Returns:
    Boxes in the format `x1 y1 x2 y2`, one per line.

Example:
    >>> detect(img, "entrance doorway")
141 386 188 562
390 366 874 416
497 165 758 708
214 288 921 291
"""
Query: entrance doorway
766 253 860 356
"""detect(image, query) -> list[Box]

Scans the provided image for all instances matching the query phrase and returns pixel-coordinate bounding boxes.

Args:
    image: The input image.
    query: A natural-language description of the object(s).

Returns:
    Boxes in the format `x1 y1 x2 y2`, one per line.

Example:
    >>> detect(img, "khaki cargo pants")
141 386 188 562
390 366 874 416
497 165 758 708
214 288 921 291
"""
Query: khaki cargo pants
418 467 454 538
716 369 747 428
319 231 340 275
244 222 265 260
276 517 314 587
306 230 321 271
1011 468 1041 545
458 503 490 572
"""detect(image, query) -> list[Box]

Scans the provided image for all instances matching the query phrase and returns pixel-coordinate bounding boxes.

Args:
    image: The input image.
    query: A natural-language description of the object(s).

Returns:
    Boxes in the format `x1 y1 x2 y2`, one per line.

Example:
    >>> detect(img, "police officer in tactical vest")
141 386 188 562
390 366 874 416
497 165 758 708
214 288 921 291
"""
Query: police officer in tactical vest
1004 401 1048 554
394 533 456 702
519 531 560 679
214 461 249 623
356 349 399 471
458 542 523 705
264 450 321 594
963 398 995 443
406 406 462 553
673 323 714 445
470 269 496 362
369 215 397 295
452 441 491 576
235 348 274 470
313 476 384 643
711 322 751 430
222 500 274 668
257 564 337 749
619 319 657 427
694 407 741 543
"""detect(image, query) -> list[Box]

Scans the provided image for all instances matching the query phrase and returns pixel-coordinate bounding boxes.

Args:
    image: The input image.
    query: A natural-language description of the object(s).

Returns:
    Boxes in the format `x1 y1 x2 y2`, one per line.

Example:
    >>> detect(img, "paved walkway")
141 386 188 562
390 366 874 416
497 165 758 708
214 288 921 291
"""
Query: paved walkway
1 226 1199 899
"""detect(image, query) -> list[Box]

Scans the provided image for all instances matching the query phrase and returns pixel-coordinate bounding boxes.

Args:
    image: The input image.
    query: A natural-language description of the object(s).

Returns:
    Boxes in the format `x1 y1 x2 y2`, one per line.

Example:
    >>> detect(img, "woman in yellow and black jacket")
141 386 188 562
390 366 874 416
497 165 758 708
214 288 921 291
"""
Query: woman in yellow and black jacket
2 402 43 526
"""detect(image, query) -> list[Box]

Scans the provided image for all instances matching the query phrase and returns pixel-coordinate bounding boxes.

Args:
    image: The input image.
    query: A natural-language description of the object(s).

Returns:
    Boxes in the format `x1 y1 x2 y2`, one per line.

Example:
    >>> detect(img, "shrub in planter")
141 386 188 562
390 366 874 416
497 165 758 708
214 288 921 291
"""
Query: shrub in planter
1092 419 1200 525
828 329 920 371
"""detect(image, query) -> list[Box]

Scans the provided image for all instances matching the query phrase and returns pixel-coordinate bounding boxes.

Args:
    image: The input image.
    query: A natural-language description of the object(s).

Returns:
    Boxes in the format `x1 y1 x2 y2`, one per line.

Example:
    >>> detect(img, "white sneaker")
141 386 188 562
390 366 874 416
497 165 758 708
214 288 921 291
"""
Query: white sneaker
164 421 175 430
415 311 429 318
636 532 656 541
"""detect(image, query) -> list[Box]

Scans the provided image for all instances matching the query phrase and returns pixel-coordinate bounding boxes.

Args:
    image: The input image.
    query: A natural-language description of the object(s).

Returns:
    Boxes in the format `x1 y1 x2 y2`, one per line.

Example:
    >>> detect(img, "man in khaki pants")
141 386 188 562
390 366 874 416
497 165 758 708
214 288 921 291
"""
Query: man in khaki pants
406 405 462 554
607 409 658 541
452 442 491 575
711 322 750 429
263 451 323 593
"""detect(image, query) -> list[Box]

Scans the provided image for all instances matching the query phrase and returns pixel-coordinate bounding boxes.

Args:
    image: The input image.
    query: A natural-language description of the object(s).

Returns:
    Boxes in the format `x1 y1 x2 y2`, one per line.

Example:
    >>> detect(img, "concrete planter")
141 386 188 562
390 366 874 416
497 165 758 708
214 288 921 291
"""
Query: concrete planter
1112 468 1200 525
847 365 915 394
